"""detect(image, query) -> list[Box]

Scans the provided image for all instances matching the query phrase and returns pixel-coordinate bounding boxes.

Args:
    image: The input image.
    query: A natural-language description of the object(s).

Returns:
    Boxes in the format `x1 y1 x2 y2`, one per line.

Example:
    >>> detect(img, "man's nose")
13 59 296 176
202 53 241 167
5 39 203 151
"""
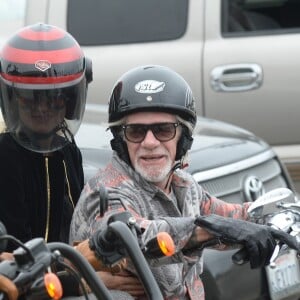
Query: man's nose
141 129 160 146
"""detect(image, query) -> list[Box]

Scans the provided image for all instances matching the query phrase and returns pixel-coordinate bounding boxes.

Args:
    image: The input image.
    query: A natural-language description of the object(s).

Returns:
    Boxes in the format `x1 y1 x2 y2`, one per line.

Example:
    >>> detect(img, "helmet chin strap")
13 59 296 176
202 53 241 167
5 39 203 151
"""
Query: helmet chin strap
164 156 189 191
58 120 75 144
163 126 192 191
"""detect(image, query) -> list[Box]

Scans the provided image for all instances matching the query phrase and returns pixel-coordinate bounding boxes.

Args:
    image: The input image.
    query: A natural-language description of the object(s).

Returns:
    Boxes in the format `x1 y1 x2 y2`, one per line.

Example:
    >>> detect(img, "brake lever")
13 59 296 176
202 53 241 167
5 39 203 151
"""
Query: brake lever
231 248 249 265
232 241 291 268
269 243 281 268
231 244 281 267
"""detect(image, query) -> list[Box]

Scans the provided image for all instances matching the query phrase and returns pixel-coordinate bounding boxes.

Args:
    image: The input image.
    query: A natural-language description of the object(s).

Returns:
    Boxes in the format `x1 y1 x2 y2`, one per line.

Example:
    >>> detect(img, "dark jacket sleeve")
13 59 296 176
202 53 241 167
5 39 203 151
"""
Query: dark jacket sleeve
0 135 32 250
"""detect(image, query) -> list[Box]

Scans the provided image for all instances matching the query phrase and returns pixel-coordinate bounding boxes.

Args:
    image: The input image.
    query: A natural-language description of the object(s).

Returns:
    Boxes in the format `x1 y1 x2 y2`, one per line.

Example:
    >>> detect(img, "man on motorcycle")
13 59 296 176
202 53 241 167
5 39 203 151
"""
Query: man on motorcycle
69 65 300 299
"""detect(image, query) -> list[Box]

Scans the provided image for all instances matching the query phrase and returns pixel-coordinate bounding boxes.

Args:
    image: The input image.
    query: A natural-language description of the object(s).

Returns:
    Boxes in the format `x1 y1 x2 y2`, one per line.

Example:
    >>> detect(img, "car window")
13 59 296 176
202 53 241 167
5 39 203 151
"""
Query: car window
222 0 300 36
67 0 188 46
0 0 26 46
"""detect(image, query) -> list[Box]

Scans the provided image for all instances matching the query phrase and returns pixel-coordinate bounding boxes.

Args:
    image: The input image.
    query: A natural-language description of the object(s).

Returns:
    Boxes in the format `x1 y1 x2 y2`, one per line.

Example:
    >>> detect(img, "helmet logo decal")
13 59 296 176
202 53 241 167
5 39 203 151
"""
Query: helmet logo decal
35 60 51 72
135 80 165 94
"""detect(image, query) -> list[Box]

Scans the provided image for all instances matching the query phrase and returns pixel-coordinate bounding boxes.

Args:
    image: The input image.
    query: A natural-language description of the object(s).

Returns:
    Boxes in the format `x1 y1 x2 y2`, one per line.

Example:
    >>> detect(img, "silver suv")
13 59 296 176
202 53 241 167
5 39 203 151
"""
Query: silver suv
1 0 299 192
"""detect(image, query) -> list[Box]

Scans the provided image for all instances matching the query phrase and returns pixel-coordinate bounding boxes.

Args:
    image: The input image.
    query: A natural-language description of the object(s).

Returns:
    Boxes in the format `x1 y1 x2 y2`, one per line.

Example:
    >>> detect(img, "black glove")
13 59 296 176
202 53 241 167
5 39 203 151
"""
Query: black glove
195 214 300 269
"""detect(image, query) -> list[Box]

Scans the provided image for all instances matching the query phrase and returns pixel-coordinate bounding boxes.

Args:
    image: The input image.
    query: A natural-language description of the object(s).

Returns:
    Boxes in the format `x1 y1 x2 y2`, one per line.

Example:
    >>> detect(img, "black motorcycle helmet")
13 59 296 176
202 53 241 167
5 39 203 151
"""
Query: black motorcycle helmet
108 65 196 164
0 23 93 153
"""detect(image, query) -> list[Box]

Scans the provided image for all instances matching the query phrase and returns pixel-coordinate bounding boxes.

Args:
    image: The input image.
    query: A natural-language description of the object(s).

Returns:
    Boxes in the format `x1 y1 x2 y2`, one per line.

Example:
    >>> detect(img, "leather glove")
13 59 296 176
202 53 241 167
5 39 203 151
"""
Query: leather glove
195 214 300 269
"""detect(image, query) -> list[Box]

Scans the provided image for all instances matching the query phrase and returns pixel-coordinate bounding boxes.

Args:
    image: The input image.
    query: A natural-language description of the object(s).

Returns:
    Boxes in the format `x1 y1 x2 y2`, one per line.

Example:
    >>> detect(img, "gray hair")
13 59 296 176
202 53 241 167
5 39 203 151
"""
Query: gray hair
108 117 125 128
176 115 194 135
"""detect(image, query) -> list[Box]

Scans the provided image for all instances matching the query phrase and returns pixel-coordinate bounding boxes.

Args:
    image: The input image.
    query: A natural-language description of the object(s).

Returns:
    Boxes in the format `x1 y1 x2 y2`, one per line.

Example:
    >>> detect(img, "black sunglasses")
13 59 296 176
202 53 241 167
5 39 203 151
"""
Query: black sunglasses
122 122 180 143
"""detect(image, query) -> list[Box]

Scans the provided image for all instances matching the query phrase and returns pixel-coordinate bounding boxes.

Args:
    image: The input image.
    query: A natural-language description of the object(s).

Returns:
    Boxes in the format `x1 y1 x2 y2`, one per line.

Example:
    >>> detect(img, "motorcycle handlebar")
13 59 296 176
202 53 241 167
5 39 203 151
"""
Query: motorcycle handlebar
0 243 113 300
50 222 165 300
0 219 165 299
47 243 113 300
107 221 163 300
231 188 300 267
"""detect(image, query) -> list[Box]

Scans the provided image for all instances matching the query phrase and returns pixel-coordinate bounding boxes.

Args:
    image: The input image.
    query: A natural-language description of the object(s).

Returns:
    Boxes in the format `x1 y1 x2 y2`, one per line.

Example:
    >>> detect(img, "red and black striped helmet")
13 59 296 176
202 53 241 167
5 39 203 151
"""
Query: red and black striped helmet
0 23 92 153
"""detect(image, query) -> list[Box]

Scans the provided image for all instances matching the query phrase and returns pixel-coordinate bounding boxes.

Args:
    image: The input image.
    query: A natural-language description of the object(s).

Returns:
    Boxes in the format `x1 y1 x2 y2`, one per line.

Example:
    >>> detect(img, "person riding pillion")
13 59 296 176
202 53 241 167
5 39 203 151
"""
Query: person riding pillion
0 23 92 250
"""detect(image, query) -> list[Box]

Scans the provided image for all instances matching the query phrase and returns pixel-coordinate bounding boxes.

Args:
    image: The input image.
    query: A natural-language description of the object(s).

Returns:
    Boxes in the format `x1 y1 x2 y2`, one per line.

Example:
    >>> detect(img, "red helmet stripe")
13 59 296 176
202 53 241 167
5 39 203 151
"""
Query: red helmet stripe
1 44 83 64
1 72 83 84
18 26 66 41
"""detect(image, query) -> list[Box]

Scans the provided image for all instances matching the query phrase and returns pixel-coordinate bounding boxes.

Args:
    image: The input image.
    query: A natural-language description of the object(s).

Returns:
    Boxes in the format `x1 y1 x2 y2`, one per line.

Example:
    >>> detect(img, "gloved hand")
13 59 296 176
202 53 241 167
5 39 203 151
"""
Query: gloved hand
195 214 300 269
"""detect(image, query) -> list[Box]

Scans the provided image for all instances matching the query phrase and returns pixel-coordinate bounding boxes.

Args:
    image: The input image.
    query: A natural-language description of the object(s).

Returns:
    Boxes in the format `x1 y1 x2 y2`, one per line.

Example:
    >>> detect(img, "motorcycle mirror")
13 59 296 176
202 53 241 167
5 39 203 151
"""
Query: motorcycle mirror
247 188 296 219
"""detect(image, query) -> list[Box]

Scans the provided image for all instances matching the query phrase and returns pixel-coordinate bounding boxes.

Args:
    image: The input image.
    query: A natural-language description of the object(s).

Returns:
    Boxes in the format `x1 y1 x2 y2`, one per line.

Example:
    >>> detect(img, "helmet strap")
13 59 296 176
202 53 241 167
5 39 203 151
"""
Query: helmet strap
58 120 75 144
163 161 182 191
175 127 193 160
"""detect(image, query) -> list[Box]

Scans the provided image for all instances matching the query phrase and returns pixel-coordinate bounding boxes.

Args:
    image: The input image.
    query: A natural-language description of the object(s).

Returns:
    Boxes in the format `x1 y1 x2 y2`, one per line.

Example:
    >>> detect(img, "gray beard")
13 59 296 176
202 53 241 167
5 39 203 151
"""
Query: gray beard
135 160 172 183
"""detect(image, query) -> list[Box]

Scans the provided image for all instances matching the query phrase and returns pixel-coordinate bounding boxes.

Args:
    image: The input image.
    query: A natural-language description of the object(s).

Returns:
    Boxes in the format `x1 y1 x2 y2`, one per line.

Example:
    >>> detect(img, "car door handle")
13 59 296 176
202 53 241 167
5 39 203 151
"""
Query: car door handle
210 63 263 92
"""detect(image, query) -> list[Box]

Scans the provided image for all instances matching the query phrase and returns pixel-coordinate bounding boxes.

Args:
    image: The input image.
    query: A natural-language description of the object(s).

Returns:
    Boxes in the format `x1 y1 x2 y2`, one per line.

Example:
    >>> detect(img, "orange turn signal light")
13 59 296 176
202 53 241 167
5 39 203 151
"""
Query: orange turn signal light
156 232 175 257
44 272 63 299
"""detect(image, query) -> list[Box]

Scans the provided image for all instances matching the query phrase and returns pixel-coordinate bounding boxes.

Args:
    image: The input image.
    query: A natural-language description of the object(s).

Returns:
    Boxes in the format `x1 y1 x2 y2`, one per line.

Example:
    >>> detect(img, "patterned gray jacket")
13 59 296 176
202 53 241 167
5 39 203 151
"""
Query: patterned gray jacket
69 152 250 300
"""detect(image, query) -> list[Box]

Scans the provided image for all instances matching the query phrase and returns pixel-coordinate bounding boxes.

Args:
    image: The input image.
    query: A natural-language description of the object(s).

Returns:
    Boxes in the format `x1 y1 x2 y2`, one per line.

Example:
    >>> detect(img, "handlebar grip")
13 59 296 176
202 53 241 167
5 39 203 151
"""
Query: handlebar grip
232 248 249 265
